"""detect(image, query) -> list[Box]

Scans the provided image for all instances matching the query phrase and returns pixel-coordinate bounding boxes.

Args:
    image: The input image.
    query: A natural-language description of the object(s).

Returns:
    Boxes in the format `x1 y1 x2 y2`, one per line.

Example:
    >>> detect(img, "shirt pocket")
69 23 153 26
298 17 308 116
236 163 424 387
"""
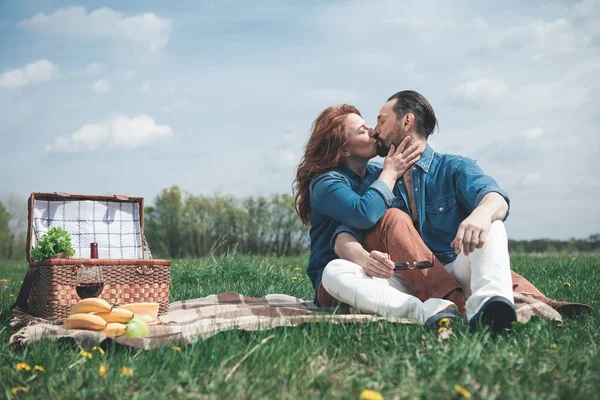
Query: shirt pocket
425 195 458 242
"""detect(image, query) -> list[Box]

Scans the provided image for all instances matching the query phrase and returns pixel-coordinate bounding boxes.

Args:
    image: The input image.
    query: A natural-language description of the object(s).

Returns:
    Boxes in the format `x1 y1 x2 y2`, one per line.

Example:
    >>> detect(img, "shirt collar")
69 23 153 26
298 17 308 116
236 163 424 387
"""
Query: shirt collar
415 144 434 173
336 164 371 183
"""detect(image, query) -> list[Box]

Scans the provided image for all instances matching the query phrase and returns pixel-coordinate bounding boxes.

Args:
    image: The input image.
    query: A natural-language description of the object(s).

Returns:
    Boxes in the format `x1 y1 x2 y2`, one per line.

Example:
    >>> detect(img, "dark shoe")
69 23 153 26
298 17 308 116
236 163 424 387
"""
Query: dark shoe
552 301 594 318
425 310 467 330
469 296 517 334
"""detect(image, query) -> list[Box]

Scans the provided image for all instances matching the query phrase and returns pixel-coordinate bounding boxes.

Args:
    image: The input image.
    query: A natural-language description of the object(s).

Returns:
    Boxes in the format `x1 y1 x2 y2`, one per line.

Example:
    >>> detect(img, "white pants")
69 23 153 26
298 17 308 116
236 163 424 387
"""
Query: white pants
444 220 514 319
321 260 457 324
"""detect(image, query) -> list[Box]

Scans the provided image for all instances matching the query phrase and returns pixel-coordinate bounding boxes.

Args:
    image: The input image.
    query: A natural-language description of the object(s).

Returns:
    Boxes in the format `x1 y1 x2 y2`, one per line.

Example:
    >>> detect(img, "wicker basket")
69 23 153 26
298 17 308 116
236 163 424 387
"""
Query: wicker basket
15 192 171 321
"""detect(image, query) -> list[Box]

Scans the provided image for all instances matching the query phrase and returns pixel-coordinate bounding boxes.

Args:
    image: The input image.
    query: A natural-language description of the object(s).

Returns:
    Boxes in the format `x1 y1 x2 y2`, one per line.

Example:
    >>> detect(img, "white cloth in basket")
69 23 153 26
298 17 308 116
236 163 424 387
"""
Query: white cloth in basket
32 200 143 259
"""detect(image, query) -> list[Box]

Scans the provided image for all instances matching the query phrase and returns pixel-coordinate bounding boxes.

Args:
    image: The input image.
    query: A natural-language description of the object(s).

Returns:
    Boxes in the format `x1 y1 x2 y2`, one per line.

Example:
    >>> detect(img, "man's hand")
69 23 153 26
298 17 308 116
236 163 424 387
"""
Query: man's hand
451 208 492 256
363 250 395 279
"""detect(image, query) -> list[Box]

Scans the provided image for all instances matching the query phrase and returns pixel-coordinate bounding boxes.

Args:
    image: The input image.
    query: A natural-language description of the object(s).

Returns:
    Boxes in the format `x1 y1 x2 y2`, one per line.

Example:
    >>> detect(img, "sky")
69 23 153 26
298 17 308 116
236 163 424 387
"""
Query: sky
0 0 598 240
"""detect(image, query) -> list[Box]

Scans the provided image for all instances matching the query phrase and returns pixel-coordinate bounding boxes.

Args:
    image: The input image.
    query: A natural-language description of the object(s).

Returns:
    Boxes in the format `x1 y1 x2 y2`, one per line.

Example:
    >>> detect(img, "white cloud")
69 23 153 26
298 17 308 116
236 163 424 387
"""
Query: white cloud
518 172 542 187
46 114 173 152
524 127 543 139
140 81 151 93
0 59 58 90
84 63 104 75
452 78 508 103
91 79 112 93
304 89 366 104
19 6 173 51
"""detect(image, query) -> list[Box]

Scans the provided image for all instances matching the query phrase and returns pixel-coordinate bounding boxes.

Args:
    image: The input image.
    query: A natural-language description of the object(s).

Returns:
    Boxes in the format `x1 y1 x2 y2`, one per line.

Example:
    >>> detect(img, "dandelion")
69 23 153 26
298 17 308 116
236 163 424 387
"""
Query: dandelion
550 343 558 350
99 364 108 378
15 362 31 371
294 267 301 272
571 257 577 261
171 346 181 352
121 366 134 377
34 365 45 372
92 346 105 356
11 386 28 395
0 278 8 283
556 322 564 328
439 317 451 328
360 389 383 400
438 327 448 334
563 282 571 288
9 293 14 297
80 350 93 359
292 277 298 281
454 384 472 399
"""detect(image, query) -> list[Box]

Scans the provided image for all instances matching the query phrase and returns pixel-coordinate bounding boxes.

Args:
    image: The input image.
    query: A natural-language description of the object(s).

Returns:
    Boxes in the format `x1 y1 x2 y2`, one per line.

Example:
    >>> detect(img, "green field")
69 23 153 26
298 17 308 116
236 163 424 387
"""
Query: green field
1 254 599 399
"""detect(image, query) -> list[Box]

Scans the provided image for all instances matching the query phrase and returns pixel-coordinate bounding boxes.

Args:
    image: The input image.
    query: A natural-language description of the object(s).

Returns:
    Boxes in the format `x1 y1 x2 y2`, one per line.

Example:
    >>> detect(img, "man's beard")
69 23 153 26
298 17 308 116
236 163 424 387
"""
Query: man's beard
376 125 403 157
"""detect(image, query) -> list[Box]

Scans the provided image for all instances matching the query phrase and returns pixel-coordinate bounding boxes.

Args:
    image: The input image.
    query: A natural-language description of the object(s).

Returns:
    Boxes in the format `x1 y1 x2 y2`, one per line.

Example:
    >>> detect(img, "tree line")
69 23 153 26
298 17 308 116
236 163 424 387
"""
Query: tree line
1 189 599 260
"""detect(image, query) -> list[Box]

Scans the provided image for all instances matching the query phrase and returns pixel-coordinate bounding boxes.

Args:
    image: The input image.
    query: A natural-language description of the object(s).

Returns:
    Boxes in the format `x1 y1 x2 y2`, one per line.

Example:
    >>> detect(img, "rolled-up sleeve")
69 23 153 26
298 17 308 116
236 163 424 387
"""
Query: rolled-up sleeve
455 157 511 220
310 173 395 230
330 224 364 249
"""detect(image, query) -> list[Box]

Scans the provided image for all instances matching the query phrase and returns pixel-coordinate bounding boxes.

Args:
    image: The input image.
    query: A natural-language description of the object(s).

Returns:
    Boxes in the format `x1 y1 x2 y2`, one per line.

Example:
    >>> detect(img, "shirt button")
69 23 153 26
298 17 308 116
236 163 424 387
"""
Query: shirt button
439 207 444 212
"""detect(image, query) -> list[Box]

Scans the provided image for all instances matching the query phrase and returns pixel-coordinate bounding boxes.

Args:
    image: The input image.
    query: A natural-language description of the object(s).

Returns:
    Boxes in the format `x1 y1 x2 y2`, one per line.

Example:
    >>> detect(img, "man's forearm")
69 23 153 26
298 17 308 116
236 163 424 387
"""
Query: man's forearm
333 232 369 267
476 192 508 222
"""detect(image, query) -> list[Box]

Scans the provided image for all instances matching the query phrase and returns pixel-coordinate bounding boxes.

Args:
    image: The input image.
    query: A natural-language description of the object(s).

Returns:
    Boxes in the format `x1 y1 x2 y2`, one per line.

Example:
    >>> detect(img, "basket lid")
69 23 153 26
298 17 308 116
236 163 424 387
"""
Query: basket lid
26 192 146 262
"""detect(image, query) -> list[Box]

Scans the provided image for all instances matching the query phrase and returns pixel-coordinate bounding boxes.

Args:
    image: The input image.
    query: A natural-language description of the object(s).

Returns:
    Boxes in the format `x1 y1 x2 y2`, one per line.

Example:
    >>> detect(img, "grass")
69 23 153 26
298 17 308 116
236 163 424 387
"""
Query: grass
0 254 599 399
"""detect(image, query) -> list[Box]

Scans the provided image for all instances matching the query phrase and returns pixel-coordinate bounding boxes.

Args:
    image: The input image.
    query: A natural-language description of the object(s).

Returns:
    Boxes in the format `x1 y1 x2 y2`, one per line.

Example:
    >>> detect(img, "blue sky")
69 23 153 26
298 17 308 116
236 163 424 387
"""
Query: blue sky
0 0 598 239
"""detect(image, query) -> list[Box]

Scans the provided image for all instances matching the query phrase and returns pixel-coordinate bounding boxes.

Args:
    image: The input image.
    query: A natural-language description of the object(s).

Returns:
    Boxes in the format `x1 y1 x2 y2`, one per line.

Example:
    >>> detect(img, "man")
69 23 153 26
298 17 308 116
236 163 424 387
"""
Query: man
322 90 589 333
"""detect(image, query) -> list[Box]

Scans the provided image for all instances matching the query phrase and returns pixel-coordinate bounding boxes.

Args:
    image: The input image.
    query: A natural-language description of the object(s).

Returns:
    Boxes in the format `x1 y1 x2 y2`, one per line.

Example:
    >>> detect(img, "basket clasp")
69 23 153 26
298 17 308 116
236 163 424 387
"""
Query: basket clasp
136 265 154 275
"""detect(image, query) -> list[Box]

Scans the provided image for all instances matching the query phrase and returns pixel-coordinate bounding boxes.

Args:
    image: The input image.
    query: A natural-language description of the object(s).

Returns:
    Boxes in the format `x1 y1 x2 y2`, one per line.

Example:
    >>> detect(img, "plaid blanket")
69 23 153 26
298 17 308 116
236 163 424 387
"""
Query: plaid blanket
9 291 561 350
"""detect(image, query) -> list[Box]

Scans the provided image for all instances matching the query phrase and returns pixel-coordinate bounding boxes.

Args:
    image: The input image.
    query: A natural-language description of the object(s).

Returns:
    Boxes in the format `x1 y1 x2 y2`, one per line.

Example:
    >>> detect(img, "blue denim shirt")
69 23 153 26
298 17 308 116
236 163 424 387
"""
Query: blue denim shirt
333 144 510 265
307 163 395 305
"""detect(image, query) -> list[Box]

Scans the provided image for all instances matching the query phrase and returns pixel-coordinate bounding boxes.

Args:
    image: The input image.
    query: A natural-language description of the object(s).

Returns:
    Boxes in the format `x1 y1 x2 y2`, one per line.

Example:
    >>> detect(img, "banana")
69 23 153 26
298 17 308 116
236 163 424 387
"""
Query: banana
70 298 112 314
64 313 107 330
95 308 134 323
99 322 127 337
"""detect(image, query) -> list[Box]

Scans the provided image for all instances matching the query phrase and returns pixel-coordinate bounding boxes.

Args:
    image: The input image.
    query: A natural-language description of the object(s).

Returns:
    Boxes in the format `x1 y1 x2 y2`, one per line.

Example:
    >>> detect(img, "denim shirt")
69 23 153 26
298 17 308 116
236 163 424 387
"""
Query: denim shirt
307 163 395 305
333 144 510 265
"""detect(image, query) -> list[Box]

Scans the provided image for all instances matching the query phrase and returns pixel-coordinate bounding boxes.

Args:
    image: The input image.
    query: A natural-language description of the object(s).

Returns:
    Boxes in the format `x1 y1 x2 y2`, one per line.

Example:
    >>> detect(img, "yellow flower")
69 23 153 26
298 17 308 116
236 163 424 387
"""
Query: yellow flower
454 384 472 399
360 389 383 400
294 267 301 272
0 278 8 283
34 365 45 372
439 317 451 328
591 300 597 304
15 362 31 371
80 350 93 359
121 366 134 377
550 343 558 350
99 364 108 378
9 293 14 297
556 322 564 328
438 327 448 334
171 346 181 352
292 277 298 281
571 257 577 261
92 346 105 355
563 282 571 288
11 386 28 395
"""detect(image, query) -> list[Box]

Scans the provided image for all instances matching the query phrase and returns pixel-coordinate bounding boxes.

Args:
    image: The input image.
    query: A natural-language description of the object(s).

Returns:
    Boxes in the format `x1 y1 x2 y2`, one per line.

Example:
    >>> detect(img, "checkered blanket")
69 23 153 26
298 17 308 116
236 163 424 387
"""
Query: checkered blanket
9 292 561 350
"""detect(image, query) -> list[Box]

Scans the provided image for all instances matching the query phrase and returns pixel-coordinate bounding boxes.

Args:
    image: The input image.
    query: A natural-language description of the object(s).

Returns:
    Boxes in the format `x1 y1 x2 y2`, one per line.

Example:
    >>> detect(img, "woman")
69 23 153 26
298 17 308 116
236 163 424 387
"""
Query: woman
293 105 460 324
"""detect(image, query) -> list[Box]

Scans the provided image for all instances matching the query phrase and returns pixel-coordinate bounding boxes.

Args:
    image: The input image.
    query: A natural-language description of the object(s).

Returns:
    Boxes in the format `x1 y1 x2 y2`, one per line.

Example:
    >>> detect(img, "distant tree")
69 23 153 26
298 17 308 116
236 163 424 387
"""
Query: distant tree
0 192 27 260
0 202 10 259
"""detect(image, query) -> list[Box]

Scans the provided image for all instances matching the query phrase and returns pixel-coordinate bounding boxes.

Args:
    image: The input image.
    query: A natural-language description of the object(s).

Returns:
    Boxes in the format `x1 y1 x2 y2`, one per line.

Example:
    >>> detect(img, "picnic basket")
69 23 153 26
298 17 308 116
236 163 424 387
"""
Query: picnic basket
14 192 171 321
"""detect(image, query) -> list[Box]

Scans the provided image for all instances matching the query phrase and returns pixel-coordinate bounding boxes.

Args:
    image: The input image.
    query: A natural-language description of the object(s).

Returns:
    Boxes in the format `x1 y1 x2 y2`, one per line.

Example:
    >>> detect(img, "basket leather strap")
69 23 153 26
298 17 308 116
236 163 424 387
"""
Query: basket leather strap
12 268 38 312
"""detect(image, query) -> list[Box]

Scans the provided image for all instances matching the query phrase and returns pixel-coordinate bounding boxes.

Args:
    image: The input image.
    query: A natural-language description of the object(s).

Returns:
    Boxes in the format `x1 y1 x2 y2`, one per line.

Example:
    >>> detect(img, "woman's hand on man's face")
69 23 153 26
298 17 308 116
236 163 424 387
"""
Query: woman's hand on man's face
363 250 395 279
383 136 423 180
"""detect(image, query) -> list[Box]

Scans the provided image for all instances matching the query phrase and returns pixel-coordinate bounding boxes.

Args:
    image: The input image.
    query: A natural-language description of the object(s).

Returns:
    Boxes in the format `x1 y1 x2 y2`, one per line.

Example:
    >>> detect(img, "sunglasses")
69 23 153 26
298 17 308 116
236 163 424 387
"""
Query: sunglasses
386 232 435 271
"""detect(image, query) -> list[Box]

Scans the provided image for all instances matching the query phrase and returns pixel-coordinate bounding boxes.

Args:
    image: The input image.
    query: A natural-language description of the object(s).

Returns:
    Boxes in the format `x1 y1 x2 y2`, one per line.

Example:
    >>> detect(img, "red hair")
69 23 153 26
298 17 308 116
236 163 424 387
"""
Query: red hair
293 104 361 226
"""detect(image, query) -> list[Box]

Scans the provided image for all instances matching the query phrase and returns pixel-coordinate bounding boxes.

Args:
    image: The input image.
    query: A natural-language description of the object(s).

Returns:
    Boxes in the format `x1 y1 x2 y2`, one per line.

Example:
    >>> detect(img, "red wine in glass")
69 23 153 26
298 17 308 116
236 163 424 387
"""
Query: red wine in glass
76 282 105 299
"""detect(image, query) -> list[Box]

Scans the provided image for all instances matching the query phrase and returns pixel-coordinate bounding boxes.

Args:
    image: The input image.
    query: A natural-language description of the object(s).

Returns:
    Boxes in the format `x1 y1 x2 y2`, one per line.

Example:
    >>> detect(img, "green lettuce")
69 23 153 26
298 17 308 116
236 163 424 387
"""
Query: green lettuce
31 227 76 261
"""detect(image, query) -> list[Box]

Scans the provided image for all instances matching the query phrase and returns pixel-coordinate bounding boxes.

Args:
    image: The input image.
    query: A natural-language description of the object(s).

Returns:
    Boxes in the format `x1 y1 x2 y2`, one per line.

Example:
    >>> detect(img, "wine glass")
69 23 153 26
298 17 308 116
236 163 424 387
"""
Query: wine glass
75 266 105 299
